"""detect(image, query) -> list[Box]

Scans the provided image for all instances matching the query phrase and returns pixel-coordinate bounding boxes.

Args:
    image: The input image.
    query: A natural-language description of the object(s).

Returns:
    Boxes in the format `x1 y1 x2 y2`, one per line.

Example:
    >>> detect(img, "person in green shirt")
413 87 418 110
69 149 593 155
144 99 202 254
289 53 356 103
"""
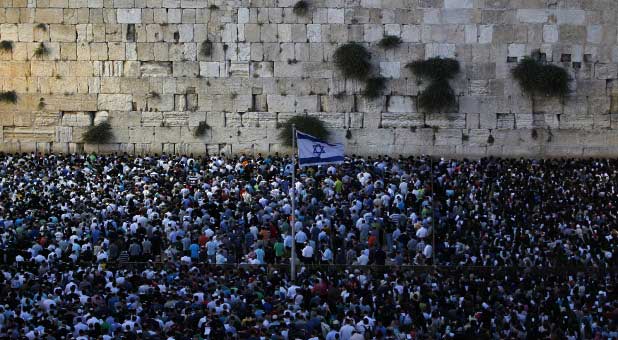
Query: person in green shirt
334 178 343 193
274 240 285 263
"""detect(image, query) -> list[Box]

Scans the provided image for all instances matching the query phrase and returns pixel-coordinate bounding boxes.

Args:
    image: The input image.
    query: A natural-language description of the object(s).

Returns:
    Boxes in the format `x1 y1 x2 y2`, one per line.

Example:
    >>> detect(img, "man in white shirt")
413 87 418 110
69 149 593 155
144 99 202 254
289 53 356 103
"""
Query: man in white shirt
301 243 314 263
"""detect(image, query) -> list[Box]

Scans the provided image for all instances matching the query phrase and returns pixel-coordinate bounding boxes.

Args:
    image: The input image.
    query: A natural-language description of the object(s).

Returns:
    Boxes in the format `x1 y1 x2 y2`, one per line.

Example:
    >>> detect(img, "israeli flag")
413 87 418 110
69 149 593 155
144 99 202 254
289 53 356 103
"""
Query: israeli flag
296 131 344 167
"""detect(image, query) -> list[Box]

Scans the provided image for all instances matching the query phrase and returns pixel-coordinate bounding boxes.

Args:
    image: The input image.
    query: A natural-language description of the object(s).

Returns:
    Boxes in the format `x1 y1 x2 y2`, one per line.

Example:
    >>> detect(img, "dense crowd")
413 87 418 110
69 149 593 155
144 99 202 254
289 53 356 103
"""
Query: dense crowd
0 152 616 339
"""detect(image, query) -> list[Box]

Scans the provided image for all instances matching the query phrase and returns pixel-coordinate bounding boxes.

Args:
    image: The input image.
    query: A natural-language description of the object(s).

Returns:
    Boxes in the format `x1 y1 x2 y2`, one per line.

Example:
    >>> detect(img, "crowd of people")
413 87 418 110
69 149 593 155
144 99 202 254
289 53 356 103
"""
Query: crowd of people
0 152 615 339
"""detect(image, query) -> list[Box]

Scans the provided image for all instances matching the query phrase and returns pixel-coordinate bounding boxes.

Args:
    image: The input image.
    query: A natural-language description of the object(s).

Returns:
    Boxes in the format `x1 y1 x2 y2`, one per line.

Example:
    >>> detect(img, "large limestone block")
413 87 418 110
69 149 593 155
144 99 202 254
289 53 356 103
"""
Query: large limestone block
387 96 416 113
309 112 346 128
267 95 295 112
295 96 319 113
273 61 303 78
559 25 586 44
172 62 199 77
516 9 549 24
50 25 76 42
98 94 132 111
442 9 478 24
163 111 189 126
199 62 221 77
426 113 466 128
555 10 586 25
327 8 345 24
425 43 456 58
229 62 249 77
381 112 424 128
250 62 273 78
0 62 30 78
380 62 400 79
61 112 91 127
392 128 434 146
444 0 474 8
107 111 141 127
117 9 142 24
34 112 61 127
594 64 618 80
45 94 98 112
35 9 64 23
0 24 19 42
154 126 182 142
3 127 55 142
55 126 72 143
129 126 156 143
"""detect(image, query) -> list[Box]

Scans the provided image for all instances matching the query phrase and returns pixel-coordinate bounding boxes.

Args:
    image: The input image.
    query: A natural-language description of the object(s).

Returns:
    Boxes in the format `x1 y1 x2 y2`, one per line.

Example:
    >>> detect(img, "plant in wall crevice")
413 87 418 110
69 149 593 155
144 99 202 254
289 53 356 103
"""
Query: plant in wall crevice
487 134 495 145
293 1 310 16
148 91 160 100
333 42 372 80
194 121 210 137
417 80 457 113
379 35 402 49
0 91 18 104
33 42 49 58
407 58 460 81
83 122 113 144
363 77 386 99
278 115 329 147
512 56 570 97
0 40 13 53
200 40 213 57
406 57 460 113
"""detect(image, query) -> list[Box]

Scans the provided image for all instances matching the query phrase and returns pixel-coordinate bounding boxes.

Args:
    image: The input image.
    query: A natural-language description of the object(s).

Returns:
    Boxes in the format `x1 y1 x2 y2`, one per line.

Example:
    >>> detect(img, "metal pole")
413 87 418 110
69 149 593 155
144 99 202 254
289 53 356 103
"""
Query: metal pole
290 124 297 280
431 156 436 267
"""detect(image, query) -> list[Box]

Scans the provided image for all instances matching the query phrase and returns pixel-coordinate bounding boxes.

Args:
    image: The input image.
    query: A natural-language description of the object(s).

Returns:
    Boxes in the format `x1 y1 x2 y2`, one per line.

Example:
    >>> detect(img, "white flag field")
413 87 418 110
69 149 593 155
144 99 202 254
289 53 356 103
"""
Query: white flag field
296 131 344 167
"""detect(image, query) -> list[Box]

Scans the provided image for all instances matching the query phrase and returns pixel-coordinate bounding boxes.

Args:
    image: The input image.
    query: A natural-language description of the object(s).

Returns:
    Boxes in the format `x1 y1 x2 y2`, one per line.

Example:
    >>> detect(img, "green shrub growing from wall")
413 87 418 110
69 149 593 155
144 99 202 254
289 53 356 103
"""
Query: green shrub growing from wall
407 57 460 112
194 121 210 137
333 42 372 80
0 40 13 53
83 122 113 144
293 1 309 16
33 42 49 58
512 56 569 97
278 115 329 147
407 57 460 81
417 80 457 113
200 40 213 57
363 77 386 99
0 91 17 103
379 35 402 49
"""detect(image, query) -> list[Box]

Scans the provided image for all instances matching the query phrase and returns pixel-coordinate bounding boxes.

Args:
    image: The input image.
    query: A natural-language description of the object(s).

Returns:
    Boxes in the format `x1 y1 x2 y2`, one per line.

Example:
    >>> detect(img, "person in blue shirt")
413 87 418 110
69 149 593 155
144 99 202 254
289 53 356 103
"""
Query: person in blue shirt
255 245 265 264
189 242 200 260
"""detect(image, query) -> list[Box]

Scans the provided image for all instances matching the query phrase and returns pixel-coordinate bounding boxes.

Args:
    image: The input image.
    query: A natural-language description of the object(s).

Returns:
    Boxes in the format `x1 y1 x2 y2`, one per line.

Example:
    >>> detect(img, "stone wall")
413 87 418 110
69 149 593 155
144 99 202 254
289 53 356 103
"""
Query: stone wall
0 0 617 157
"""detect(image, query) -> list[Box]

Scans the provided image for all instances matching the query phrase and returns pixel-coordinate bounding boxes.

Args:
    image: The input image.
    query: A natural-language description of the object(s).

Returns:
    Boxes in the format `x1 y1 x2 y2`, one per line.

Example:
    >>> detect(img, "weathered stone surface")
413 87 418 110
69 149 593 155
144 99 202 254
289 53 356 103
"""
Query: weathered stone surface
0 2 615 158
117 9 142 24
98 94 132 111
381 112 424 128
141 61 172 77
61 112 91 127
387 96 416 113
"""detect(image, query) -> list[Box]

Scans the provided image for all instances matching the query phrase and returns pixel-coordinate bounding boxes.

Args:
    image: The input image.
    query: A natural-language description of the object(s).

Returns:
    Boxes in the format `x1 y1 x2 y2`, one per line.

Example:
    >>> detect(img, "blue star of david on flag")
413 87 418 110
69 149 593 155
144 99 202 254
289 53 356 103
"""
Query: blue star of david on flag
296 131 344 167
312 144 326 158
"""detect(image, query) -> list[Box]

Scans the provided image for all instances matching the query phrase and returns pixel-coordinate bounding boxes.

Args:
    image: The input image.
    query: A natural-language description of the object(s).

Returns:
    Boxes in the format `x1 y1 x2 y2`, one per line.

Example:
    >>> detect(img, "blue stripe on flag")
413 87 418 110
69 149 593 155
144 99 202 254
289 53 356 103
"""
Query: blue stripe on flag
298 155 345 166
296 131 340 147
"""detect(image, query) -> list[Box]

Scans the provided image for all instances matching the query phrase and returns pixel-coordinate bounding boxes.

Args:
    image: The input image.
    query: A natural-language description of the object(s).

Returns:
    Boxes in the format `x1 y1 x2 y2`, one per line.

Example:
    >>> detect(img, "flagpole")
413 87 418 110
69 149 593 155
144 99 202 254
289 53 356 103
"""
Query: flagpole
290 124 297 281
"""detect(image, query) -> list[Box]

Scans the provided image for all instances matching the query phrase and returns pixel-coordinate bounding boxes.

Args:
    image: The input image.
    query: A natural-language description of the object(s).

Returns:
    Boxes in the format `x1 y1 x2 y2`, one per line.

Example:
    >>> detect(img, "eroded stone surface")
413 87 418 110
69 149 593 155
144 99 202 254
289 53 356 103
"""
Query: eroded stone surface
0 1 614 157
